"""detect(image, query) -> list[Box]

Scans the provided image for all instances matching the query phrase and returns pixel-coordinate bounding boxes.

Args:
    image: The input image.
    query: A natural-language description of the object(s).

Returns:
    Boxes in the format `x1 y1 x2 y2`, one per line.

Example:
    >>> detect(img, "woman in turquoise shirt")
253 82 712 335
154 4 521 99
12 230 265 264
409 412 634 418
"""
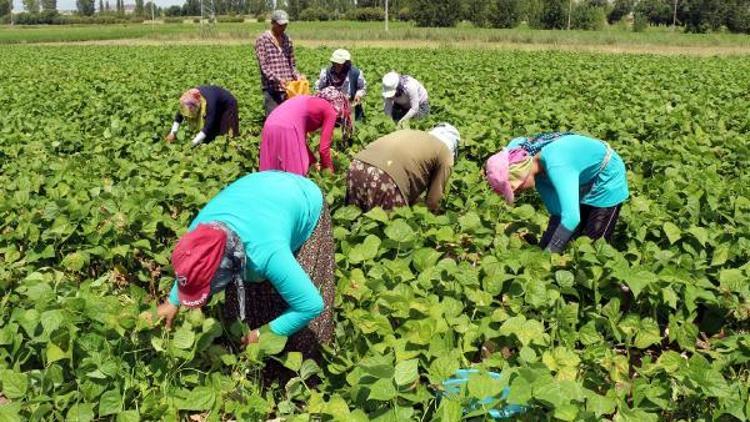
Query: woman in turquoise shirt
485 132 629 253
147 171 335 379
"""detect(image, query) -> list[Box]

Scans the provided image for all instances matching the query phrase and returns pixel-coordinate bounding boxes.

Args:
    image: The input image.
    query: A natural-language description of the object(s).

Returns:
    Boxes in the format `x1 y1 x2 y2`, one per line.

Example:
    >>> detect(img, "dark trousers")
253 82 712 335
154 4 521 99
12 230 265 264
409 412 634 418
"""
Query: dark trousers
263 90 286 117
354 104 365 121
539 204 622 249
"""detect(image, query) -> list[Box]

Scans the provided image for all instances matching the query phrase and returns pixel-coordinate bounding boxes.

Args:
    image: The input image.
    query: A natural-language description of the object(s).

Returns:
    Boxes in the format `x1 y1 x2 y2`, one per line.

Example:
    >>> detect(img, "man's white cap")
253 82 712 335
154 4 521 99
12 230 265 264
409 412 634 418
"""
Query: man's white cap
382 71 400 98
430 123 461 160
330 49 351 64
271 10 289 25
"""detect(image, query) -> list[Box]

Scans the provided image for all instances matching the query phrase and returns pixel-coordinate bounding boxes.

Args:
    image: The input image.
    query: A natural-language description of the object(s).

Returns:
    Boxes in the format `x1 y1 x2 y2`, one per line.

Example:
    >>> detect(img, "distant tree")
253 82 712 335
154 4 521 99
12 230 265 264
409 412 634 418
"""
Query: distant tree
412 0 462 27
0 0 10 16
634 0 673 25
608 0 634 23
571 2 606 29
487 0 522 28
144 0 156 17
164 4 182 15
529 0 567 29
77 0 96 15
285 0 309 19
105 0 110 11
182 0 199 15
23 0 41 13
247 0 266 15
464 0 489 26
135 0 144 15
683 0 726 32
524 0 544 25
41 0 56 12
98 0 103 12
726 0 750 33
587 0 607 7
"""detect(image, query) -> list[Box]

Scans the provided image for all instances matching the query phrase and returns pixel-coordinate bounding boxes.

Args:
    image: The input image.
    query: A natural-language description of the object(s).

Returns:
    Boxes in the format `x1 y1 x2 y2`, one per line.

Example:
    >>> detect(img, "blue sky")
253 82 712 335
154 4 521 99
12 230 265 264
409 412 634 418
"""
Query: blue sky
13 0 184 11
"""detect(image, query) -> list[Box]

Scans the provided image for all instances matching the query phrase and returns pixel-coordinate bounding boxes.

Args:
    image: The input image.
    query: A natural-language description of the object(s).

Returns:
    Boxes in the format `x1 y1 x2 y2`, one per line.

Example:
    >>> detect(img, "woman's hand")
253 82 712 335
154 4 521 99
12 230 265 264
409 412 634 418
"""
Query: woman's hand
140 302 179 328
241 329 261 346
165 133 176 143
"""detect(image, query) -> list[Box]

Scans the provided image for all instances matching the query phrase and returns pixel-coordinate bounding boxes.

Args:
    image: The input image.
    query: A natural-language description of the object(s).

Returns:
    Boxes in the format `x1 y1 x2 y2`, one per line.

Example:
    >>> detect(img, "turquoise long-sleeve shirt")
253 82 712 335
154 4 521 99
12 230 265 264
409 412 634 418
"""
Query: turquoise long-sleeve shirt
168 171 325 337
508 134 629 232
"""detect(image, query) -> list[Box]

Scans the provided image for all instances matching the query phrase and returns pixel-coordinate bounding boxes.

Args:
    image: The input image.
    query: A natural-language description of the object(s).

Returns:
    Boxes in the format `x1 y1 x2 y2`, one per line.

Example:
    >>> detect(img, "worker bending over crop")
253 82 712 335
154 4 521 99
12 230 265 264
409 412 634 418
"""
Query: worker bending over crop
485 132 629 253
314 48 367 121
381 71 429 128
146 171 335 381
165 85 239 147
259 87 352 176
346 123 460 213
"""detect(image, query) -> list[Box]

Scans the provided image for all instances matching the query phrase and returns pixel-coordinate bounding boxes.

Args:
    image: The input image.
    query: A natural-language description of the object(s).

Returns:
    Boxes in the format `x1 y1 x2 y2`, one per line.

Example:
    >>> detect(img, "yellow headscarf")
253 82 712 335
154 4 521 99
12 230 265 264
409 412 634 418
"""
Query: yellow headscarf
179 89 207 130
508 156 534 190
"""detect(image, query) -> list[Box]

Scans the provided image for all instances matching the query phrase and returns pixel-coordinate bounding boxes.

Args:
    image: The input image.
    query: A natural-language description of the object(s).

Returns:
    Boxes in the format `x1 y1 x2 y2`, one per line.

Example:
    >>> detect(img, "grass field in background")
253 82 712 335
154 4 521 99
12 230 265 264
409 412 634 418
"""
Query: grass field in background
1 20 750 50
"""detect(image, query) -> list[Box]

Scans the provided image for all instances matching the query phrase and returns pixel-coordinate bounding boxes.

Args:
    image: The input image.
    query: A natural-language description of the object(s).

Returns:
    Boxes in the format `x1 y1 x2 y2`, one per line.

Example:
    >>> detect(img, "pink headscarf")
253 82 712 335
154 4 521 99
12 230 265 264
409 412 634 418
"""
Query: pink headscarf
485 148 533 204
172 224 227 308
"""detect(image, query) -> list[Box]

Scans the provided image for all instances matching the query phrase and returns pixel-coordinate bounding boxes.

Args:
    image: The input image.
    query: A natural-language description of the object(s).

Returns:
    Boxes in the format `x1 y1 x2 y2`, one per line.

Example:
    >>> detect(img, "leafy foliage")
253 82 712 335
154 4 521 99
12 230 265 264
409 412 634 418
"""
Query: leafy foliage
571 3 606 30
411 0 462 27
1 45 749 420
487 0 523 28
529 0 568 29
608 0 635 24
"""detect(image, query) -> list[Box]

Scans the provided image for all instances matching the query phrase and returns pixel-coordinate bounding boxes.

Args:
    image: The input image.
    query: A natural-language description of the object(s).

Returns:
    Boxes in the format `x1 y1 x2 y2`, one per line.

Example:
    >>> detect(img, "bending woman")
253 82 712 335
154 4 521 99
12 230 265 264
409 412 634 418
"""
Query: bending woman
346 123 460 213
148 171 334 380
259 87 352 176
485 132 629 253
166 85 240 147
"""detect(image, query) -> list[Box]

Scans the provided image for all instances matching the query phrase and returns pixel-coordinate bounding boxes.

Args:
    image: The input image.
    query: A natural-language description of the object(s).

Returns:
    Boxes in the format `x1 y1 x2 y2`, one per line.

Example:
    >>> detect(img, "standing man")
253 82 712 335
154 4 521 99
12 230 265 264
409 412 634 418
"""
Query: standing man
254 10 300 117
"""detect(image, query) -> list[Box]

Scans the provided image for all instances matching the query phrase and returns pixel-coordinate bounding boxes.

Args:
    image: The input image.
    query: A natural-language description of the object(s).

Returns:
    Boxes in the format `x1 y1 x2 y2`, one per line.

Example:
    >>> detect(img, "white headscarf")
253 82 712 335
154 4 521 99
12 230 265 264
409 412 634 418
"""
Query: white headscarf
429 123 461 160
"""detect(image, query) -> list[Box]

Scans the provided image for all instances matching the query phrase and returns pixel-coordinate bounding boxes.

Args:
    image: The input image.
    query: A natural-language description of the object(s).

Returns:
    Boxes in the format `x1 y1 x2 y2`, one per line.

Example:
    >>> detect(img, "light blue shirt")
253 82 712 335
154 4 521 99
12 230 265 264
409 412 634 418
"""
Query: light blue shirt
169 171 324 336
508 134 629 231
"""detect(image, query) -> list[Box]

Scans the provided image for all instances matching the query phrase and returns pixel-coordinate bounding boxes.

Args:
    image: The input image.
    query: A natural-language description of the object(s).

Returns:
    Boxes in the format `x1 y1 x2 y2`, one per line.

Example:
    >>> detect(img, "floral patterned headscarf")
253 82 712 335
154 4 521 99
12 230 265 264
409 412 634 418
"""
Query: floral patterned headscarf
315 87 353 139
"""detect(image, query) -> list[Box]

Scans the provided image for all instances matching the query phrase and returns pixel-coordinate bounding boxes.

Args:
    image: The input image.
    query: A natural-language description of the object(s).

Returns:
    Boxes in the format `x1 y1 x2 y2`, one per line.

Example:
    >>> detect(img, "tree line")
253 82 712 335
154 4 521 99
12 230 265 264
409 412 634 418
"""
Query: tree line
1 0 749 34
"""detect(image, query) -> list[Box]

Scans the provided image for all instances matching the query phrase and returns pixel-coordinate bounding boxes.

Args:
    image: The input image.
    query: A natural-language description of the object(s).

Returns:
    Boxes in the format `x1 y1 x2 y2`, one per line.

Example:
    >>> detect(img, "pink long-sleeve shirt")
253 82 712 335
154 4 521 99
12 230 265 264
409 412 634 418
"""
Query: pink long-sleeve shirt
260 96 337 175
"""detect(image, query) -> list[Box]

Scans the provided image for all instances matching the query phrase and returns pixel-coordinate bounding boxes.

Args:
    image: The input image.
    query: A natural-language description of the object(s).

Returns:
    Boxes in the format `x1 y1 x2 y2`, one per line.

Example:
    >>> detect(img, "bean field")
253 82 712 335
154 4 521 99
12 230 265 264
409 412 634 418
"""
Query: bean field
1 45 749 421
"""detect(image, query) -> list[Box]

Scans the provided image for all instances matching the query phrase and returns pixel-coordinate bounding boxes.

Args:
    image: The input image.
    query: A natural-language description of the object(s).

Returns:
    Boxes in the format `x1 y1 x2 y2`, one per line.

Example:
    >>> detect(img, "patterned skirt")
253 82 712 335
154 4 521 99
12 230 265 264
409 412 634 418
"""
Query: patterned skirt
224 203 335 385
345 159 407 212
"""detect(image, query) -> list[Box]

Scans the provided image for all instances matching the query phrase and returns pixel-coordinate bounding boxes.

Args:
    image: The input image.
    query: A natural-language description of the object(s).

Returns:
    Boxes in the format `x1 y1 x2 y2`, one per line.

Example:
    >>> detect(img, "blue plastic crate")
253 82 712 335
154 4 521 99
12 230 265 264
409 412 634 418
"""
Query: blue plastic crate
438 369 527 420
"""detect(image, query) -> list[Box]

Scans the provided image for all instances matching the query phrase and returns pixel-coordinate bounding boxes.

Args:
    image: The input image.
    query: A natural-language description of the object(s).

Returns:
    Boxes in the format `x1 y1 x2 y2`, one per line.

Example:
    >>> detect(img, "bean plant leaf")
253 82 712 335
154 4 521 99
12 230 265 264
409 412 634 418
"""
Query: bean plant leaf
1 371 28 399
394 359 419 386
663 222 681 244
99 389 122 416
368 378 397 401
384 219 415 243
